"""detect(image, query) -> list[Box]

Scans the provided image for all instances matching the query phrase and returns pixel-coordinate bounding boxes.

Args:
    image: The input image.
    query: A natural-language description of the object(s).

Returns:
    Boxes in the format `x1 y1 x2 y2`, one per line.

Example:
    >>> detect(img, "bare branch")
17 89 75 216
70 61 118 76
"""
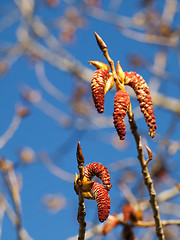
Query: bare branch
76 142 86 240
0 113 21 150
40 153 74 183
128 112 165 240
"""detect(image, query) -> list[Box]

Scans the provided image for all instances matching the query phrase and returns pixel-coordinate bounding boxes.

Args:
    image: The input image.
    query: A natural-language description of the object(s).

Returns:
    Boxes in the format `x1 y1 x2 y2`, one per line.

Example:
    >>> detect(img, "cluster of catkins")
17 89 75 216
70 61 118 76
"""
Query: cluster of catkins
90 61 157 139
74 162 112 222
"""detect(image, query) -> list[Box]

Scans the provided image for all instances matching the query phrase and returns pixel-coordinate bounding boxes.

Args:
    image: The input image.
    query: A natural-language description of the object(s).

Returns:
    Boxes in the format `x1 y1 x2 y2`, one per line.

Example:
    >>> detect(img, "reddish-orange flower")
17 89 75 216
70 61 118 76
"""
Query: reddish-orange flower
124 71 157 137
91 68 110 113
90 182 110 222
113 90 130 140
84 162 112 191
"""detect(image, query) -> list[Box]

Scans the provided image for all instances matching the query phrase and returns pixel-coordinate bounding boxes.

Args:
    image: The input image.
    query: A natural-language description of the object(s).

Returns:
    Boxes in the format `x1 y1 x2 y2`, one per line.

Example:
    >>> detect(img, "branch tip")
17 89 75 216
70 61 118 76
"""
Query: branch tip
94 32 107 51
76 142 84 165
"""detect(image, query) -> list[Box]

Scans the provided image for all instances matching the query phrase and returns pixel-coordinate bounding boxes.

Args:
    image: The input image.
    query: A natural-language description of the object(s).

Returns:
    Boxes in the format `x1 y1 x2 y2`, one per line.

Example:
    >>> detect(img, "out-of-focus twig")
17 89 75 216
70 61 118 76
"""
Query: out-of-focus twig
134 219 180 227
0 159 22 240
0 194 34 240
120 27 178 47
68 184 180 240
0 195 5 239
16 21 93 80
40 152 74 183
35 61 67 103
161 0 177 25
0 114 21 150
22 85 71 127
84 5 178 47
0 9 19 32
160 202 180 218
118 181 138 205
76 142 86 240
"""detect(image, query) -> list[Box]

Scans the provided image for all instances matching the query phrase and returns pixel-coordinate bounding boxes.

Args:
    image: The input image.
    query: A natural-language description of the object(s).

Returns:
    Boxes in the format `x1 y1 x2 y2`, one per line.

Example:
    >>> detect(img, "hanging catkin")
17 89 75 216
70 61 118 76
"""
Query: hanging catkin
124 72 157 137
113 90 130 140
91 69 110 113
90 182 111 222
84 162 112 191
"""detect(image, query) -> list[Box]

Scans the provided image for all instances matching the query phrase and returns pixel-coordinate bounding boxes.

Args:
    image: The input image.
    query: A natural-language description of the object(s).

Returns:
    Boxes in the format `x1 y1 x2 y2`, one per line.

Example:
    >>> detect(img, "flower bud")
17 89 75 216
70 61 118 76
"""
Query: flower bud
89 61 110 70
116 61 125 82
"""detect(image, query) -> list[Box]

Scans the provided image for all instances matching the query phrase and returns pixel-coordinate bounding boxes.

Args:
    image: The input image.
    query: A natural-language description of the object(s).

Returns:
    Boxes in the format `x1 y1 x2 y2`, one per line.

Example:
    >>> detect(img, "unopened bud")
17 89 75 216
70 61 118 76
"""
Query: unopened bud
89 61 110 70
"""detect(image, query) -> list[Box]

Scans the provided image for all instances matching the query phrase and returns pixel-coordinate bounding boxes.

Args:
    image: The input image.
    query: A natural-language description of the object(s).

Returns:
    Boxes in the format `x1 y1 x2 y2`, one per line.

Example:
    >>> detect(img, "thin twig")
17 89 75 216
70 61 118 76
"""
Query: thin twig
76 142 86 240
35 61 67 103
0 194 34 240
0 114 21 150
21 85 71 126
128 112 165 240
0 160 23 240
134 219 180 227
40 152 74 183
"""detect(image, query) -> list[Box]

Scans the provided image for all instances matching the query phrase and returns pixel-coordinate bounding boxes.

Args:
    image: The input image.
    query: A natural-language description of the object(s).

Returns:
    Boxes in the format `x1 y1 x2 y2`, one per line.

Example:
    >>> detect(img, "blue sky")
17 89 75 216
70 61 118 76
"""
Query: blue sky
0 0 180 239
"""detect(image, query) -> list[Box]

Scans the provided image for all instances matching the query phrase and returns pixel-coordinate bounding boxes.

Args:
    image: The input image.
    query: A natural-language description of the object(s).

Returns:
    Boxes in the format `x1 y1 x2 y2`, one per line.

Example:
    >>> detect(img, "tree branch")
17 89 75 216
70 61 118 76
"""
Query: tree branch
76 142 86 240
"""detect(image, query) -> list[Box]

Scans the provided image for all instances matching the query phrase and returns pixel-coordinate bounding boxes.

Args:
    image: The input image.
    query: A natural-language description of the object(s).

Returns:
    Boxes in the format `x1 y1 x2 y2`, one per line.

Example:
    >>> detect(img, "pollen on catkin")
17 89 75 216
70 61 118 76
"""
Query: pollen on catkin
84 162 112 191
91 68 110 113
90 182 110 222
113 90 130 140
124 71 157 137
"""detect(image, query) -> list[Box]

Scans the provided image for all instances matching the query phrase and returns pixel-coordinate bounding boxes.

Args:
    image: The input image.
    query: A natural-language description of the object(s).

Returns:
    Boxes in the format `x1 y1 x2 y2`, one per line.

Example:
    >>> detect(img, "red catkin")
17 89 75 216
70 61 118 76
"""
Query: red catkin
84 162 112 191
113 90 130 140
124 71 157 137
90 182 110 222
91 68 110 113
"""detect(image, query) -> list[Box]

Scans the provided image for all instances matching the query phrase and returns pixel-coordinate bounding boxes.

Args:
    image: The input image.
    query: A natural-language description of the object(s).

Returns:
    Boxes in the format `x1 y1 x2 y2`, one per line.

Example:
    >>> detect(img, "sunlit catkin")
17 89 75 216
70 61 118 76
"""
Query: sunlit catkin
113 90 130 140
124 72 157 137
91 69 110 113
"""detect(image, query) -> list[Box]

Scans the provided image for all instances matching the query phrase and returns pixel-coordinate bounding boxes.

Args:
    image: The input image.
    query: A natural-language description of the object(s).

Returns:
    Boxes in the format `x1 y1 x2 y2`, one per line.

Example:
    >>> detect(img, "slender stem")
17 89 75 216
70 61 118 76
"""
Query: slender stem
134 219 180 227
77 192 86 240
94 32 124 90
128 112 165 240
76 142 86 240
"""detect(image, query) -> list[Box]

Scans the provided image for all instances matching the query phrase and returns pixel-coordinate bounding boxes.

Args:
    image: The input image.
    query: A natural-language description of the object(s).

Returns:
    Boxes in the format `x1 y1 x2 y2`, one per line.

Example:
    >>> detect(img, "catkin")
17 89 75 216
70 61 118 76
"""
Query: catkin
113 90 130 140
91 69 110 113
90 182 110 222
124 72 157 137
84 162 112 191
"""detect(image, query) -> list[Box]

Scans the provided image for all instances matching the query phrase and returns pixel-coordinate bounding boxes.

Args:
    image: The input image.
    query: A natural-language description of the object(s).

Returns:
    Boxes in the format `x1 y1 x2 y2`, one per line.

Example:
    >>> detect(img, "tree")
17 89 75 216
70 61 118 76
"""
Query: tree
0 0 180 239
